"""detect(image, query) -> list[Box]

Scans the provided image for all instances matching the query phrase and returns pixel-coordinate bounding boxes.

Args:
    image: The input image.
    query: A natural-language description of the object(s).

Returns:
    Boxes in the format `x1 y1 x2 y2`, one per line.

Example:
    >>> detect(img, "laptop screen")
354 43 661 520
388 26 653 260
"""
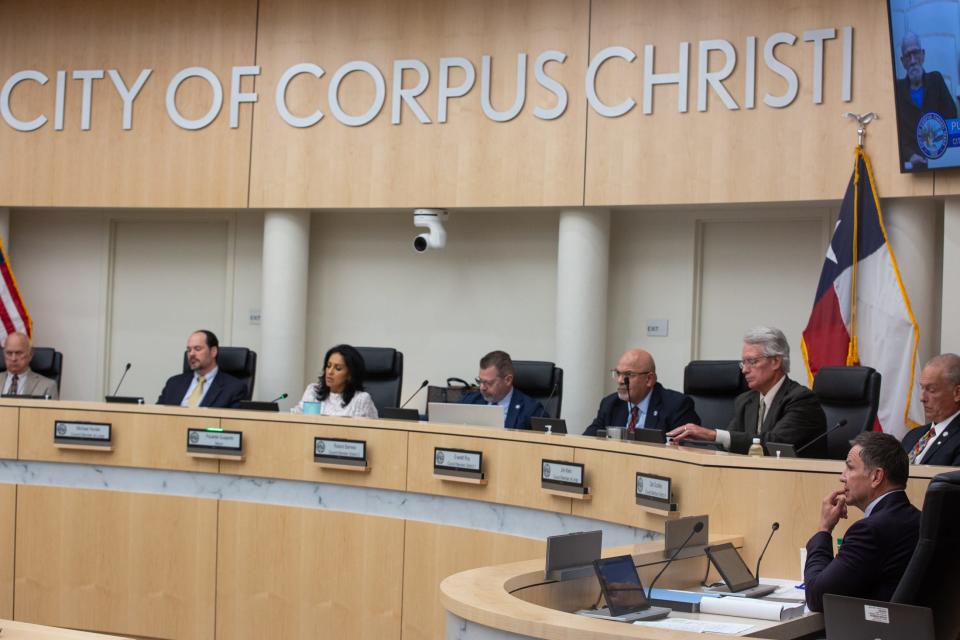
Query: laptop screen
594 555 650 616
706 543 759 591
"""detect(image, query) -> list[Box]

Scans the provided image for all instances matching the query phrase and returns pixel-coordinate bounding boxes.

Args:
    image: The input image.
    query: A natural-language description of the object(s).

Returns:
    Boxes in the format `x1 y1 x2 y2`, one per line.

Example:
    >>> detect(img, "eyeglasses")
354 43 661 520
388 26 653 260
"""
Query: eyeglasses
475 376 502 388
3 350 27 359
901 48 923 62
610 370 652 380
739 356 772 370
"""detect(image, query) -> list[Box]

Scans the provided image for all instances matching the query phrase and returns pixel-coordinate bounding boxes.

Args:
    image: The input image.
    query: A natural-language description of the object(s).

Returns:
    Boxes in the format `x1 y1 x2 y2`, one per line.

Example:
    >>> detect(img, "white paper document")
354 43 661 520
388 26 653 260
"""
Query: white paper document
699 596 804 621
634 617 755 634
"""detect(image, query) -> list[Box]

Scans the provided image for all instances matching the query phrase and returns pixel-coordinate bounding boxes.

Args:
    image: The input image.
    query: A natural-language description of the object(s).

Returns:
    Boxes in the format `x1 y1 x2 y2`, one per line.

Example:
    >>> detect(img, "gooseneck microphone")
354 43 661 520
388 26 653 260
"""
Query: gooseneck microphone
755 522 780 579
112 363 132 396
542 380 560 417
795 419 848 456
647 521 704 597
400 380 429 408
270 393 288 403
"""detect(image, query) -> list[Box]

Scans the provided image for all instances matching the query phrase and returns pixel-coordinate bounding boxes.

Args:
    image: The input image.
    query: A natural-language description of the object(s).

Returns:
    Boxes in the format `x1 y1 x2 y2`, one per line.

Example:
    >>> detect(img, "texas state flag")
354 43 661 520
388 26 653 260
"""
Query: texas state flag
801 147 922 439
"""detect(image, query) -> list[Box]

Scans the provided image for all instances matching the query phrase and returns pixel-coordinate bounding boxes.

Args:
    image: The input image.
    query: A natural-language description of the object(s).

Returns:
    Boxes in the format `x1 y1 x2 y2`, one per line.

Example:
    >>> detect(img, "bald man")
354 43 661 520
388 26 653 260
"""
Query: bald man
583 349 699 436
0 332 59 399
901 353 960 466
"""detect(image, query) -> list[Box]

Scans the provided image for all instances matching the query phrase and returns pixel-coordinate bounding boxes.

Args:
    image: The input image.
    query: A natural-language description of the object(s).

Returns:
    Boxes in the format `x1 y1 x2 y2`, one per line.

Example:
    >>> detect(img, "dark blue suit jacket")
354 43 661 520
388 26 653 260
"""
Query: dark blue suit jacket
901 415 960 466
459 387 547 429
157 370 246 409
804 491 920 612
583 383 700 436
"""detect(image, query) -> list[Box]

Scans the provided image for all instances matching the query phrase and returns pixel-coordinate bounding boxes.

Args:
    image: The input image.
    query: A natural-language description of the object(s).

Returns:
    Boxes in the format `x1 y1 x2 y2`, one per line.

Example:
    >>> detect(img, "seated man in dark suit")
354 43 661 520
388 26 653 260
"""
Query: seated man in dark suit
668 326 827 456
902 353 960 466
459 350 546 429
157 330 246 409
583 348 699 437
803 432 921 612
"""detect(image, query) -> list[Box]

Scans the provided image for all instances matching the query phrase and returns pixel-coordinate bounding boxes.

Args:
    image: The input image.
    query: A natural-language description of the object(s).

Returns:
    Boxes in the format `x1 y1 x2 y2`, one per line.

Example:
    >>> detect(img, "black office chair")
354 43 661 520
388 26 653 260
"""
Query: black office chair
181 346 257 401
889 471 960 639
356 346 403 411
683 360 748 428
0 346 63 393
513 360 563 419
812 366 881 460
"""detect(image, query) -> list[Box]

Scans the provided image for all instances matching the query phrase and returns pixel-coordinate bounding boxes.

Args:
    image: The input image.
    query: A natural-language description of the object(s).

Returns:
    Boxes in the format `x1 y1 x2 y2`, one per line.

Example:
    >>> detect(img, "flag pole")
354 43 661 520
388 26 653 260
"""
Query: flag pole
842 113 877 366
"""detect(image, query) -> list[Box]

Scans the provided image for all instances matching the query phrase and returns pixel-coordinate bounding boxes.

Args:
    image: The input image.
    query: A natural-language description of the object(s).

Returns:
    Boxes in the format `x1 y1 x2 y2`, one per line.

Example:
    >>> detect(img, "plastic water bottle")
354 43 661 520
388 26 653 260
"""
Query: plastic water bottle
748 437 764 457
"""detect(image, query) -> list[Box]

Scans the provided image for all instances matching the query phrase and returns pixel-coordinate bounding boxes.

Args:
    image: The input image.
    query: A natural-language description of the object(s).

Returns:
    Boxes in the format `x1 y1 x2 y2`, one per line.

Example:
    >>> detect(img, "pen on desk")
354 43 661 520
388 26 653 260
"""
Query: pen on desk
795 583 805 589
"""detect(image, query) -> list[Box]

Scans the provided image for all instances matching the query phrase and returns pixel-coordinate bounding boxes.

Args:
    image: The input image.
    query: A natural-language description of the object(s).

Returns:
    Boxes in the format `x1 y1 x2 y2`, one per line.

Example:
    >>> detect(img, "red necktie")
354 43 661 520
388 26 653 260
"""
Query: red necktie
627 406 639 432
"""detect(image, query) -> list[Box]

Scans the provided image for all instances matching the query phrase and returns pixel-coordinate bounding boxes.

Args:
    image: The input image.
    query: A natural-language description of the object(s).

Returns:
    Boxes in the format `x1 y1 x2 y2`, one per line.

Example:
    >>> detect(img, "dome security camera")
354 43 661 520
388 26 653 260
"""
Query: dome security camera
413 208 448 252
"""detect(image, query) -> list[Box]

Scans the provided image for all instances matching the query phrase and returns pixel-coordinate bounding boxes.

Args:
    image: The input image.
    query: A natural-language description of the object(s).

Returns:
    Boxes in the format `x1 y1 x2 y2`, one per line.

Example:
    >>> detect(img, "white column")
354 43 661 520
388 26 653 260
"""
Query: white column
882 198 939 365
555 208 611 430
0 208 10 250
260 210 310 408
942 198 960 354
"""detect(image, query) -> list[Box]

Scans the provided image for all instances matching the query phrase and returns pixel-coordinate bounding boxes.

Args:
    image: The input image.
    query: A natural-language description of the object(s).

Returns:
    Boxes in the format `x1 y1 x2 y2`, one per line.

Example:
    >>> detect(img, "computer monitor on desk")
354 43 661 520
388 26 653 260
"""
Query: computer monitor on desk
427 402 502 428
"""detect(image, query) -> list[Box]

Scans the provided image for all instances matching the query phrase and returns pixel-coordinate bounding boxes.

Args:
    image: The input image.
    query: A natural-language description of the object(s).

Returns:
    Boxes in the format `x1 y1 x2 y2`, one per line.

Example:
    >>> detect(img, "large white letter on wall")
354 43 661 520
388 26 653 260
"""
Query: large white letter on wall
438 57 476 123
1 70 48 131
392 59 431 124
328 61 386 127
230 65 260 128
166 67 224 130
586 46 636 117
763 32 799 108
108 69 152 130
534 50 568 120
480 54 526 122
643 43 690 114
697 40 738 111
276 63 324 128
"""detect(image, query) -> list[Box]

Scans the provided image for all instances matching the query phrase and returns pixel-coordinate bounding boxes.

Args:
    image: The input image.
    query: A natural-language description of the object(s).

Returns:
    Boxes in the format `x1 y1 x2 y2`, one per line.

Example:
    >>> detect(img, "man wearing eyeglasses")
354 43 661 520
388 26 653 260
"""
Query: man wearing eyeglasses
668 326 826 456
0 331 59 399
583 348 698 437
894 32 957 170
459 350 547 429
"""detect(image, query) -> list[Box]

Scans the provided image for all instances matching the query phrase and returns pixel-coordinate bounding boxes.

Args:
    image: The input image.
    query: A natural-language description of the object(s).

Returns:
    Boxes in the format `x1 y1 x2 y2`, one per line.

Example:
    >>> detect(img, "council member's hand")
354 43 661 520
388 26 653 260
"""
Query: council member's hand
819 489 847 534
667 423 716 444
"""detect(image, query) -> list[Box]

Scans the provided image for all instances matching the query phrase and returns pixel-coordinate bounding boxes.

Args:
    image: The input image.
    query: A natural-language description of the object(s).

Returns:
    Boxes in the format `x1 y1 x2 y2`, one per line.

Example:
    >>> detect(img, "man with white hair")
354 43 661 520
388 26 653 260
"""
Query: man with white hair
0 331 59 399
901 353 960 466
668 326 827 456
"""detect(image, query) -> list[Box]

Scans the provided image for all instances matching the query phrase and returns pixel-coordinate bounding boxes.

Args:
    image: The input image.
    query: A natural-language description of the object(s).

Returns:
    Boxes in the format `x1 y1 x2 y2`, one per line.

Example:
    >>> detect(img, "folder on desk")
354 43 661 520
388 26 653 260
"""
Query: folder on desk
647 588 720 613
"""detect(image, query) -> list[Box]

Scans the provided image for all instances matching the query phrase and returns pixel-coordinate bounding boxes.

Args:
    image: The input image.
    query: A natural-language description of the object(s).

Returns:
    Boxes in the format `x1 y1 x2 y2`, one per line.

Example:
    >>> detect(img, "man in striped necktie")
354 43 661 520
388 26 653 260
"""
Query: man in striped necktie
901 353 960 466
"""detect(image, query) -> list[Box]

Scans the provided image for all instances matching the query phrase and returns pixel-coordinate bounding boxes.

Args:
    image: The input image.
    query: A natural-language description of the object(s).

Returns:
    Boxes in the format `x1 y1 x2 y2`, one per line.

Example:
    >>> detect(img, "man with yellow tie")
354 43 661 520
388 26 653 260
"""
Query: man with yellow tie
157 330 246 409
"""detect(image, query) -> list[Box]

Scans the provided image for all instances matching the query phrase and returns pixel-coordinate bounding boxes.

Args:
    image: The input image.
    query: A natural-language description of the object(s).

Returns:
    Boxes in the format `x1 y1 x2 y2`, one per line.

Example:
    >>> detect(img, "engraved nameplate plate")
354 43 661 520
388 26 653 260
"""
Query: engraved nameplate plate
541 459 588 495
314 437 367 467
54 421 111 447
636 472 676 511
434 447 483 480
187 428 243 456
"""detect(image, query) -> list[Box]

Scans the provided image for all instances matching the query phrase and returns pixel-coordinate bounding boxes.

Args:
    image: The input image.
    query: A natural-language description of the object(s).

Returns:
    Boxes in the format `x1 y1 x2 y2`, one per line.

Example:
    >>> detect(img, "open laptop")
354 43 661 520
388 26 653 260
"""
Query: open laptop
380 407 420 421
529 417 567 434
544 529 601 580
577 555 671 622
824 594 934 640
428 402 503 428
703 543 777 598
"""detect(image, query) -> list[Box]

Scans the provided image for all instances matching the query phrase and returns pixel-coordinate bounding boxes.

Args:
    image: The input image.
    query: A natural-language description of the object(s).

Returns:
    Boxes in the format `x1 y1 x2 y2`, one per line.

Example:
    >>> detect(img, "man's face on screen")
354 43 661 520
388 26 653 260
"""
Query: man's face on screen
901 36 925 86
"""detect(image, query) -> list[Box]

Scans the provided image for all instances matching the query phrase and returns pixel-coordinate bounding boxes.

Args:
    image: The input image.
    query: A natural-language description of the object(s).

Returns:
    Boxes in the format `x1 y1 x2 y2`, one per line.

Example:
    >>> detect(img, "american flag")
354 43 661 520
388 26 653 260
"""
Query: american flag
0 238 31 340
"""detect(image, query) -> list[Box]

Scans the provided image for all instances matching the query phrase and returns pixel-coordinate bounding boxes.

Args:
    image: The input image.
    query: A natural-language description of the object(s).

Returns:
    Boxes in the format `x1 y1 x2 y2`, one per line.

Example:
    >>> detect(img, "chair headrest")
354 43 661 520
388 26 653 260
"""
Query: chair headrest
932 470 960 487
357 347 398 376
513 361 557 395
813 366 876 403
684 360 744 395
217 347 250 371
30 347 57 371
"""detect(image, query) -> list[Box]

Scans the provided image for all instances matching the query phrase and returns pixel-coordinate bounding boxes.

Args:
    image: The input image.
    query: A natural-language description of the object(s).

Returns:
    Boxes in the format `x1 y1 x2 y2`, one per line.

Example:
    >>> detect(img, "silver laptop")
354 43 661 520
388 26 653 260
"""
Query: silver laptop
824 594 934 640
704 543 777 598
577 555 671 622
428 402 503 428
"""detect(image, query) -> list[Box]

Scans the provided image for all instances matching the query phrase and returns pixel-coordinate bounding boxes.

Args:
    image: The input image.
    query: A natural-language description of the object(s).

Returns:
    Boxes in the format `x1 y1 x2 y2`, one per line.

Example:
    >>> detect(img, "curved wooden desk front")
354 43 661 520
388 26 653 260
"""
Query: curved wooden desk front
0 400 944 640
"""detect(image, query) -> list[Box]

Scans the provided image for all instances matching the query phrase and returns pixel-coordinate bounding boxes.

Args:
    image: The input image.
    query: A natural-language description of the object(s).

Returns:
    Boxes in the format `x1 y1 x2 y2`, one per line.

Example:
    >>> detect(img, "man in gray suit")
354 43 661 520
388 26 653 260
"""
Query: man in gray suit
1 331 59 399
668 326 826 456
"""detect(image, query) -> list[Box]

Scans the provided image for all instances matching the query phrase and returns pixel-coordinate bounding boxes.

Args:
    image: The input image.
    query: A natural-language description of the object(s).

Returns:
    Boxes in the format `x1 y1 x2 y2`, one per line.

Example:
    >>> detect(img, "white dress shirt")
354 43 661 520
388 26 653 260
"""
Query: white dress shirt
292 385 379 418
915 408 960 463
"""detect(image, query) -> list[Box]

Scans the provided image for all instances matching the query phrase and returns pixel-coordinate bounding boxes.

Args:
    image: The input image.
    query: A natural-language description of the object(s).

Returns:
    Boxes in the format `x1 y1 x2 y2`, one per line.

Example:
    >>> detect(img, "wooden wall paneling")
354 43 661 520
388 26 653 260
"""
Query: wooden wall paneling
0 0 258 207
406 431 576 513
14 486 217 640
584 0 933 206
0 485 15 618
18 407 220 473
0 407 19 458
216 500 404 640
401 521 545 640
249 0 589 208
218 418 408 490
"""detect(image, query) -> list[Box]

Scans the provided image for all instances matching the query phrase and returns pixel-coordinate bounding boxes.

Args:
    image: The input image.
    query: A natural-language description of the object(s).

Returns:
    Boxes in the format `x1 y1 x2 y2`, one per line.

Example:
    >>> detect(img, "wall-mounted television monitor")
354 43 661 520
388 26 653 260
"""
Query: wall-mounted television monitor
887 0 960 172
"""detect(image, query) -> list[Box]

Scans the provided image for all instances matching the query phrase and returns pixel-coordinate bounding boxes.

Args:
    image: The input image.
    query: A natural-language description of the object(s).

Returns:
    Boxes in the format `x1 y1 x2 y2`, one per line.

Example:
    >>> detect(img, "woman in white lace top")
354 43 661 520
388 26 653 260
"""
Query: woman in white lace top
291 344 379 418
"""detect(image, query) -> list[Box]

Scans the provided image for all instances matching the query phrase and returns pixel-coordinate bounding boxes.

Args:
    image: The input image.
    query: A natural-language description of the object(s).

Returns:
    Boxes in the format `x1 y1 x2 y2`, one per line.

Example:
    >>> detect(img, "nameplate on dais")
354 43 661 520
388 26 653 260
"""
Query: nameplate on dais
434 447 483 480
541 459 588 495
54 421 111 447
187 428 243 457
314 437 367 468
636 472 676 512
